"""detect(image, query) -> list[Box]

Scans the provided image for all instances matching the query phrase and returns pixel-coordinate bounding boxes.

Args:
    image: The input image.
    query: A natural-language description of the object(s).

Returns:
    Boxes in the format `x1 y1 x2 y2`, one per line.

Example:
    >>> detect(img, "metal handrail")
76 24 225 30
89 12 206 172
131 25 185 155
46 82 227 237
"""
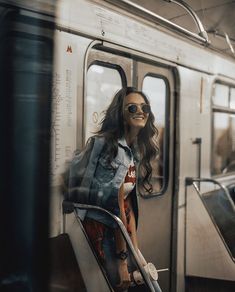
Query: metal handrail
166 0 209 42
104 0 209 44
63 201 159 292
185 177 235 212
207 29 235 55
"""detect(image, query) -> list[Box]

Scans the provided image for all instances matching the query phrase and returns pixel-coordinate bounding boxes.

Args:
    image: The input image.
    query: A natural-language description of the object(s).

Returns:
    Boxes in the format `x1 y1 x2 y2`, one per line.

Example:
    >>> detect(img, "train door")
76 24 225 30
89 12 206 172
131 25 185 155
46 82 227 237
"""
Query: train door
85 47 176 292
136 62 175 292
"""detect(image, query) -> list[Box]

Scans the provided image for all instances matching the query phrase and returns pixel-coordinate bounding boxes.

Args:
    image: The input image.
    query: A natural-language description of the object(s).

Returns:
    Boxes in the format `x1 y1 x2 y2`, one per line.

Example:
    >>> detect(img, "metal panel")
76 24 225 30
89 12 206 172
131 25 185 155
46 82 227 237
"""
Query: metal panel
65 212 112 292
56 0 235 79
176 67 212 292
50 31 93 236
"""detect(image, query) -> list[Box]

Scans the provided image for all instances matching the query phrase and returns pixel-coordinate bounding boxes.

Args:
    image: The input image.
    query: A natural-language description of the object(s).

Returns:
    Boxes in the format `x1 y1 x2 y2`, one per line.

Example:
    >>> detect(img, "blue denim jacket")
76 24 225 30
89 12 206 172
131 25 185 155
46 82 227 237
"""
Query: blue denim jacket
73 136 139 228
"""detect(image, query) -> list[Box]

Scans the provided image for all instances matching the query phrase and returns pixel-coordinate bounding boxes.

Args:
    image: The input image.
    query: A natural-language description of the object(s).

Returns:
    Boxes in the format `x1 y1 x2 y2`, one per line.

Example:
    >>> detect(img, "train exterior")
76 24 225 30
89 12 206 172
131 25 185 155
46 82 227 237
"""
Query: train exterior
1 0 234 291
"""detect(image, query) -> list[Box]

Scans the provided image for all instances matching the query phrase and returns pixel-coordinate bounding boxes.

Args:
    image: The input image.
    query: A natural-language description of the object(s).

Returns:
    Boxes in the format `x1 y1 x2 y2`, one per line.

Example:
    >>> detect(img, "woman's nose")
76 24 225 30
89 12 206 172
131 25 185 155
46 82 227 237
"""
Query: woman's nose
137 105 144 113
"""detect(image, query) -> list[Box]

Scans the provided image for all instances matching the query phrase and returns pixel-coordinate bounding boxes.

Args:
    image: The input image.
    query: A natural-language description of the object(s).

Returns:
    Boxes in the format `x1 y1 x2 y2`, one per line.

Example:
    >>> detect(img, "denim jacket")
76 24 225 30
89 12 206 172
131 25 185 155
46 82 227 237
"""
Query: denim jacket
71 136 139 228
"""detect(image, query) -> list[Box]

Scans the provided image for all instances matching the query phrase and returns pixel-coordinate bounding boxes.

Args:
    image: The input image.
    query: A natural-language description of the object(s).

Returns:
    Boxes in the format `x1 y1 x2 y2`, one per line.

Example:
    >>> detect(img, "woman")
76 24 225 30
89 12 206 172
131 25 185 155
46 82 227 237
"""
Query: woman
69 87 159 291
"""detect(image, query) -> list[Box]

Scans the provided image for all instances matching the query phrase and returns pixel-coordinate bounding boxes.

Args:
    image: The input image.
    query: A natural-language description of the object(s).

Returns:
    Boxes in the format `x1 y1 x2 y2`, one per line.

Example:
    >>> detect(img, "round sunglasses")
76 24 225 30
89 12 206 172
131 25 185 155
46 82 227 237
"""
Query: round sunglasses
125 103 151 114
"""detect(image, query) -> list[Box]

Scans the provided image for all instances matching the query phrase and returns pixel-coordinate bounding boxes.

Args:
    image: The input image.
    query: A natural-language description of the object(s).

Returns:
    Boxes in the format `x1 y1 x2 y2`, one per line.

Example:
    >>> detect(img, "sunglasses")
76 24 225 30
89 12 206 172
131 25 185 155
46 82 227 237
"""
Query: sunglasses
125 104 151 114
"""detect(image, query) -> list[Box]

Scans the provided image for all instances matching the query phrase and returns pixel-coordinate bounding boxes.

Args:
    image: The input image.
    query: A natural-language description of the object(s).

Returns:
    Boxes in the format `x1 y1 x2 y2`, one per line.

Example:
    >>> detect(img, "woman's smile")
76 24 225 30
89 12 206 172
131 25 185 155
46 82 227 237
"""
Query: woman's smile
132 115 145 119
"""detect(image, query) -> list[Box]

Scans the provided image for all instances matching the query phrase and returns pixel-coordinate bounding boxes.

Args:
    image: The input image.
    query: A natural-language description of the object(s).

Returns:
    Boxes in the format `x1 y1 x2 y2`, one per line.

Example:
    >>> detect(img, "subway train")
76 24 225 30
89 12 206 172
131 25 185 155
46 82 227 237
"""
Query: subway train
0 1 235 292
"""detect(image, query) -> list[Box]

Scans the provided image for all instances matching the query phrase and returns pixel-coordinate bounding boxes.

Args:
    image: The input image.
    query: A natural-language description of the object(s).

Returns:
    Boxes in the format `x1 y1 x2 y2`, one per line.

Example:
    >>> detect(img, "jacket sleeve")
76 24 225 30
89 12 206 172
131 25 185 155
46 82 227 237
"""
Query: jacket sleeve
67 136 105 203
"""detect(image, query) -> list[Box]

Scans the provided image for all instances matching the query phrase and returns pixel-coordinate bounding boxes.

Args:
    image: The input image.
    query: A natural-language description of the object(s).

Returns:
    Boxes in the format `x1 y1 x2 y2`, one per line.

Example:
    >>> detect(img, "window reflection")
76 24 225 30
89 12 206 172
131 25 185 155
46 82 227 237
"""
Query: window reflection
212 83 235 175
213 83 229 107
142 76 167 193
85 64 122 142
230 88 235 109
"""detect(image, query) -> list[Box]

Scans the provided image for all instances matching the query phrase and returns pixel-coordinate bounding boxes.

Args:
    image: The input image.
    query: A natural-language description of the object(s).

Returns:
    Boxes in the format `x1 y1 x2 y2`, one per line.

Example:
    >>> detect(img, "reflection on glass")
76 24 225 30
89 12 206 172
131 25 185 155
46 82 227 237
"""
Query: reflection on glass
200 184 235 258
212 112 235 175
212 84 229 107
143 76 166 193
230 88 235 109
86 65 122 142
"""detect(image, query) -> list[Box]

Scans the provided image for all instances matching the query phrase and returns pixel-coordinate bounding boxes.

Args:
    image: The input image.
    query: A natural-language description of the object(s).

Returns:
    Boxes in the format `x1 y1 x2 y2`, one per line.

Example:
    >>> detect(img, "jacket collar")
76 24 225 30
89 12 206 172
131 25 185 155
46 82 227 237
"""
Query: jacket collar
118 137 140 162
118 137 129 149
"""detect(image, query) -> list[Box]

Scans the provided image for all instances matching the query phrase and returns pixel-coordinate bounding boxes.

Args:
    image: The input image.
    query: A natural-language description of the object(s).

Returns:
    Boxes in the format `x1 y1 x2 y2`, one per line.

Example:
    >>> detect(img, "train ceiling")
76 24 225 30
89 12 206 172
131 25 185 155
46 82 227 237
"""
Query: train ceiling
129 0 235 58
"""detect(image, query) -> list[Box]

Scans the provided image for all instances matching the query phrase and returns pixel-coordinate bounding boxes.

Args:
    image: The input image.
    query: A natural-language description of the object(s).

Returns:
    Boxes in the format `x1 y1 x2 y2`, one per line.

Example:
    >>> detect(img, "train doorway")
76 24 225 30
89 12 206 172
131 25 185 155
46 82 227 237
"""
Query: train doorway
85 45 177 291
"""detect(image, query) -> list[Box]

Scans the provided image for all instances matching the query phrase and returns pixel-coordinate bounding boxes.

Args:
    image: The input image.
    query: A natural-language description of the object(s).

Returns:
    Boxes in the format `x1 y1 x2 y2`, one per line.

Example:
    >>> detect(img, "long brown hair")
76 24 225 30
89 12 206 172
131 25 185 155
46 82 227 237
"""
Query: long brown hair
97 87 159 193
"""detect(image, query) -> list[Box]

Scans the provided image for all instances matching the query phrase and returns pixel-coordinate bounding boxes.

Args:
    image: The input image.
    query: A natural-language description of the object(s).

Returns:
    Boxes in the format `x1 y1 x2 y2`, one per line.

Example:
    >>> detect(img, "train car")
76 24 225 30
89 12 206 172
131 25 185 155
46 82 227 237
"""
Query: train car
50 1 235 291
1 0 235 292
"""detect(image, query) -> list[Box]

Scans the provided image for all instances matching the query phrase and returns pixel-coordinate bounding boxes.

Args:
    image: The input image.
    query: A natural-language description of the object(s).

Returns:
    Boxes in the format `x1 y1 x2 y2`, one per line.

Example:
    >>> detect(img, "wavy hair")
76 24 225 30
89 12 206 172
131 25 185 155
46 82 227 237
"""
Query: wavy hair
97 87 159 193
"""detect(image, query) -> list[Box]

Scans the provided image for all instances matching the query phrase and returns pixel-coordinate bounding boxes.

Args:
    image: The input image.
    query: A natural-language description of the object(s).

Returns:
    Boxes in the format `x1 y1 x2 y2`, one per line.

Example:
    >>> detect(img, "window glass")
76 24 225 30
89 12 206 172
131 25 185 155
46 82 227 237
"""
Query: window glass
212 112 235 175
230 88 235 109
212 84 229 107
142 76 167 193
85 64 122 142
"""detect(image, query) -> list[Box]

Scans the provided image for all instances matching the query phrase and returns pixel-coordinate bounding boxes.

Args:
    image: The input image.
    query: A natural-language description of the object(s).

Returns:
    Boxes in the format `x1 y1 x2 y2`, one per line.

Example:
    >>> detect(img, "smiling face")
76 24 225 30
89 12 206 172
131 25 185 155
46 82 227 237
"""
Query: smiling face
123 92 150 133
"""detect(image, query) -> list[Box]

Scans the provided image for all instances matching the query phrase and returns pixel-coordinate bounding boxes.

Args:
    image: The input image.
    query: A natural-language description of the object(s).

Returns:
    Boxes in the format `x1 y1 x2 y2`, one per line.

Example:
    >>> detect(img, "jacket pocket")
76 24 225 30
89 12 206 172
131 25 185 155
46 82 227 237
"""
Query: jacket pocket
94 156 119 183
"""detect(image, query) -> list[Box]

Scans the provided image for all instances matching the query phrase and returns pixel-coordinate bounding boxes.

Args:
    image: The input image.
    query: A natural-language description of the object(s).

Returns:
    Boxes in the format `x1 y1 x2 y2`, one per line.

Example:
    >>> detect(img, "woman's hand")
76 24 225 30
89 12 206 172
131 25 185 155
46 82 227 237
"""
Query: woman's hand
116 260 131 291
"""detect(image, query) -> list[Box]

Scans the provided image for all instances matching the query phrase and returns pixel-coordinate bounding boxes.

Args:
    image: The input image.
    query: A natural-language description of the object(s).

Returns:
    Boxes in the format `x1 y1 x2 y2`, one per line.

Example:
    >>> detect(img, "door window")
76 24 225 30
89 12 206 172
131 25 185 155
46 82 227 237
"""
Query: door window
142 75 168 193
85 63 124 142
